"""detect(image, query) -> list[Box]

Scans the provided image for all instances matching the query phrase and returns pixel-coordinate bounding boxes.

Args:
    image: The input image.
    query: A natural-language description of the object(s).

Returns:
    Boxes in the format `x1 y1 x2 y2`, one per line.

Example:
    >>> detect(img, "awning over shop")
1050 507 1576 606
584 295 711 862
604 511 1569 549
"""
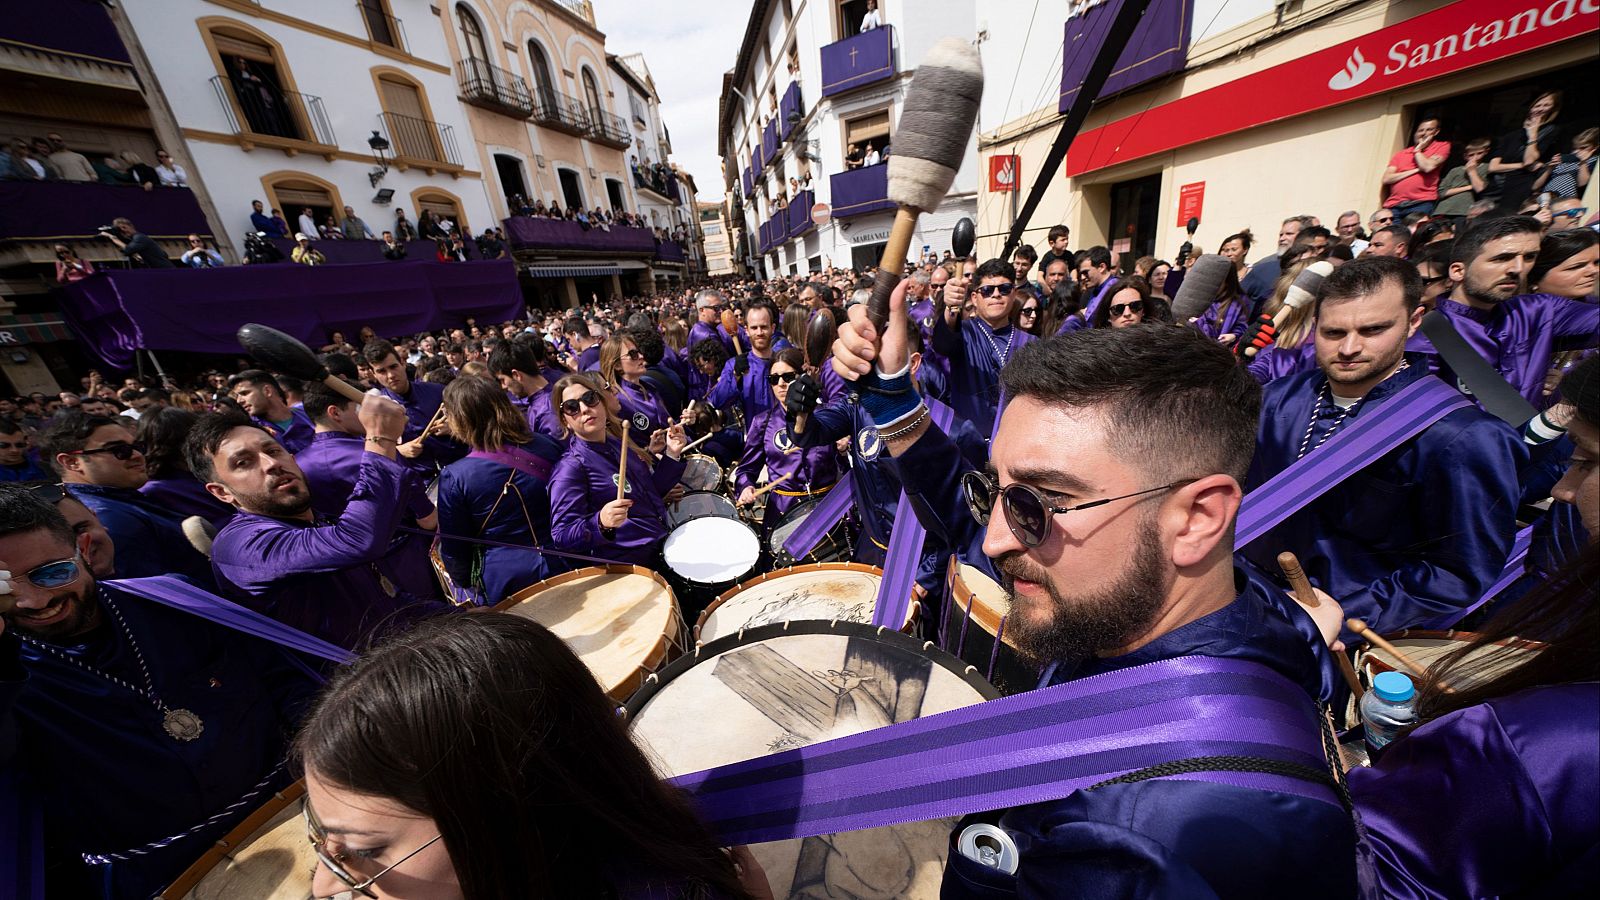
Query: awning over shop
0 314 74 346
60 260 522 369
522 260 649 278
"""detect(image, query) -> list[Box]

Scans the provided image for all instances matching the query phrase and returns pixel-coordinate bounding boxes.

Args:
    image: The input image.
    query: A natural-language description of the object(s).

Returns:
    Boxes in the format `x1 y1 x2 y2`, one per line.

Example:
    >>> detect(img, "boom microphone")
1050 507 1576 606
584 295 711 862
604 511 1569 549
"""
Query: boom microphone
1242 260 1334 358
1169 254 1233 323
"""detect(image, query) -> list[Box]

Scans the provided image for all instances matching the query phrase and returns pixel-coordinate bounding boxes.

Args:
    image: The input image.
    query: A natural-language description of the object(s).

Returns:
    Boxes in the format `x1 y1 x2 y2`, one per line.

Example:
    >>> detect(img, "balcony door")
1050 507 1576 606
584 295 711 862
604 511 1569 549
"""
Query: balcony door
581 69 604 123
379 76 438 162
359 0 400 50
215 31 300 141
528 41 556 111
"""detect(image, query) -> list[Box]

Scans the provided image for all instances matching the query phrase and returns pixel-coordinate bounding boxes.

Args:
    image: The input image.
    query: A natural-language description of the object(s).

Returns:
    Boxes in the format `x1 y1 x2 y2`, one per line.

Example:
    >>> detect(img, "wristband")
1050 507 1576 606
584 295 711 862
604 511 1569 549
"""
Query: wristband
860 361 921 425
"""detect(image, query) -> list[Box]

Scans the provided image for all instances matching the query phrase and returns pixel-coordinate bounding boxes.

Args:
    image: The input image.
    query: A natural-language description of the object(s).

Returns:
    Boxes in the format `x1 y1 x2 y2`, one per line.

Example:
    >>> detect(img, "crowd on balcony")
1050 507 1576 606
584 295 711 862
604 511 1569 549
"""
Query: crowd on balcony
843 140 887 170
507 193 652 231
630 158 679 196
1 134 189 190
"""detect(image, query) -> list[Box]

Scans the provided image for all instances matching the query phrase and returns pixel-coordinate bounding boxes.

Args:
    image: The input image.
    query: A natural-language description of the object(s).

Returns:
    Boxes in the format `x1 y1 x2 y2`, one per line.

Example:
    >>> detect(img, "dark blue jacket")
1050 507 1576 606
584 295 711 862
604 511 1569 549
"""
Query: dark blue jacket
66 483 215 586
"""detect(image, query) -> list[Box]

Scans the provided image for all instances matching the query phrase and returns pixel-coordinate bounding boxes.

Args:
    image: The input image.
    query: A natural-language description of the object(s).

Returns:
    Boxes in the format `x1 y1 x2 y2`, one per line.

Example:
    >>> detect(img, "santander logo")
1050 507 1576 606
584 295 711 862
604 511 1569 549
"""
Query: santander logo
1327 47 1376 90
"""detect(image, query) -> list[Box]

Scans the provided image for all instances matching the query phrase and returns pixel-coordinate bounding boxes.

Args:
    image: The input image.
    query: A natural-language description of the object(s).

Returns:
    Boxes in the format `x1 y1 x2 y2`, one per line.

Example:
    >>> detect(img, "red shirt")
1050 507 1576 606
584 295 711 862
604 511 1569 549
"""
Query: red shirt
1385 141 1451 206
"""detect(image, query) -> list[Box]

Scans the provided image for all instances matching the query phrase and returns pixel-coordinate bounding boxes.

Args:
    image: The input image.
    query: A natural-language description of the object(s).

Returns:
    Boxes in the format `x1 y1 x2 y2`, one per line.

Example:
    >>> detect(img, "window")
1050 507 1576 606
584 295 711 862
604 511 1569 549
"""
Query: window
264 172 342 236
703 223 723 236
605 178 626 212
842 108 890 164
836 0 870 40
359 0 403 50
581 68 603 118
376 72 442 162
456 4 489 63
415 190 466 234
629 90 647 125
209 26 310 141
557 168 585 211
527 41 556 106
495 153 528 205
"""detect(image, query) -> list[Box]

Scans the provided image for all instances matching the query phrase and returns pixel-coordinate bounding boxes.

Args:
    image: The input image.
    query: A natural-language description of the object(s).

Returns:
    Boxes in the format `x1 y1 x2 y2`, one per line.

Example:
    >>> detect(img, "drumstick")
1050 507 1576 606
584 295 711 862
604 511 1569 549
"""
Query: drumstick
616 431 630 503
749 471 793 499
1347 618 1454 693
679 431 714 455
1278 552 1362 700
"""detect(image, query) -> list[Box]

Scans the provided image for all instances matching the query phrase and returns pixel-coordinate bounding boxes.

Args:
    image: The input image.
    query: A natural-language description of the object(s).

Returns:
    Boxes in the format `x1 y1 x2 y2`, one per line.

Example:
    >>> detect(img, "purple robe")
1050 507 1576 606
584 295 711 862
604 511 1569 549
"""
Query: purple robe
616 379 671 446
250 407 314 454
66 483 214 585
1192 298 1249 341
376 378 465 467
687 320 733 356
1072 278 1119 327
932 315 1036 438
577 344 601 372
138 474 234 528
1246 339 1316 385
1349 683 1600 898
210 451 444 650
1436 293 1600 408
547 435 684 565
708 352 774 420
524 382 563 440
436 438 565 602
294 431 434 522
818 363 848 404
736 406 840 518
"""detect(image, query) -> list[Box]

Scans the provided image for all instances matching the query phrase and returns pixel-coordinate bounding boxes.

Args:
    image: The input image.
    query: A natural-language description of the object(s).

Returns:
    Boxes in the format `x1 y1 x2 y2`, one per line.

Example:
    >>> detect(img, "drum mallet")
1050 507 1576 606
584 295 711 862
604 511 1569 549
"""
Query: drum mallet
1241 260 1334 358
1347 618 1454 693
679 430 715 455
1278 551 1362 701
722 308 743 356
749 471 793 500
865 38 984 336
237 323 367 403
616 431 631 503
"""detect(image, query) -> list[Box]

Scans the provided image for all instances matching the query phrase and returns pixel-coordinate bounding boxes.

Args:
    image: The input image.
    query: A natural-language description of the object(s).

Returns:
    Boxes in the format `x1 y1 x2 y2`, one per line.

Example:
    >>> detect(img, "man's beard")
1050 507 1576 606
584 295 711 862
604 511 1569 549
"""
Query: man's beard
995 516 1168 667
236 476 313 518
1322 338 1406 389
1462 269 1520 306
10 584 101 643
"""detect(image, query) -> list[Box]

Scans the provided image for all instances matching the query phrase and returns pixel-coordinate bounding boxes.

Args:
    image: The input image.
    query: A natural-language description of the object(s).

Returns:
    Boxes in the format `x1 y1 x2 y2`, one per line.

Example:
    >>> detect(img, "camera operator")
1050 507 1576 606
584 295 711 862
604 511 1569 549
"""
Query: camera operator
242 231 285 265
99 217 174 268
180 234 225 268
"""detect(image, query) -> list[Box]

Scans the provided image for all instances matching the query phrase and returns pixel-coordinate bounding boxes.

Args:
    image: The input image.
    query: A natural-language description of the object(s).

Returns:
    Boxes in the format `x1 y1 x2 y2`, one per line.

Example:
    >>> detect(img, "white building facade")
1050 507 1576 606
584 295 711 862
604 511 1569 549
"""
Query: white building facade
719 0 979 277
608 53 696 242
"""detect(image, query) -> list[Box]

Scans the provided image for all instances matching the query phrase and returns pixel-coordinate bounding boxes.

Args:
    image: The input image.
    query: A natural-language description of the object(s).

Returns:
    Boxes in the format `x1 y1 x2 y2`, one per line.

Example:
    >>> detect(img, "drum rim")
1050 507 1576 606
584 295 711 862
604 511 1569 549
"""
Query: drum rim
946 557 1020 649
1355 628 1546 678
663 516 762 585
496 564 682 701
158 779 307 899
666 489 738 527
695 562 923 642
621 618 1000 719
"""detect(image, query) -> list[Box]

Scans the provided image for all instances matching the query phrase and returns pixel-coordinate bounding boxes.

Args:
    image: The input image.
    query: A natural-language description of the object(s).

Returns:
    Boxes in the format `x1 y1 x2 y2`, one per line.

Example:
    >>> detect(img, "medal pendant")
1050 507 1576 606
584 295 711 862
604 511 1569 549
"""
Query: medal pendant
379 573 397 597
163 708 204 741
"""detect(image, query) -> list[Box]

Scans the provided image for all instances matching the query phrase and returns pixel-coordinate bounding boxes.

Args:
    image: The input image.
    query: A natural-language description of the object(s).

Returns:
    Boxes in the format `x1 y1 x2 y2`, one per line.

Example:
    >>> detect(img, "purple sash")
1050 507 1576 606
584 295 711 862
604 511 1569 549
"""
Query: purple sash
871 401 955 627
106 576 357 665
1236 375 1470 547
468 445 553 482
671 655 1340 845
780 470 856 560
1425 523 1534 629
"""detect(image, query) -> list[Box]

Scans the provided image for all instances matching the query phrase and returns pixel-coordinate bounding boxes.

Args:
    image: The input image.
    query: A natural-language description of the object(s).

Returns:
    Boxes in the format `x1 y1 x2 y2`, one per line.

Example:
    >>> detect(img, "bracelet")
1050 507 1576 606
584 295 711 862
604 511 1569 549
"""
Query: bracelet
364 435 398 446
878 405 929 442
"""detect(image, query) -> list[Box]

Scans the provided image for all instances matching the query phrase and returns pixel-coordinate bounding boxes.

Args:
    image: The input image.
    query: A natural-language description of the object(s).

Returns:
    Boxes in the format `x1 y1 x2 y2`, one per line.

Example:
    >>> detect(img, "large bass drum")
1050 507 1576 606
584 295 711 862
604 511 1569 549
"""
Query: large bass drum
694 562 920 645
942 559 1039 696
626 621 997 899
159 781 313 899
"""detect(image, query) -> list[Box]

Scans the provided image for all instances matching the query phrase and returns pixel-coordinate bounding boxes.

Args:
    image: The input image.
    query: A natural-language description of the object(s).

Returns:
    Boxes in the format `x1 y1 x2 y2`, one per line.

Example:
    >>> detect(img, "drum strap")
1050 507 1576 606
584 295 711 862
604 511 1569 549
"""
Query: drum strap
1236 375 1470 548
106 576 357 665
780 471 855 560
871 400 955 628
468 445 555 483
1424 522 1534 629
671 655 1343 846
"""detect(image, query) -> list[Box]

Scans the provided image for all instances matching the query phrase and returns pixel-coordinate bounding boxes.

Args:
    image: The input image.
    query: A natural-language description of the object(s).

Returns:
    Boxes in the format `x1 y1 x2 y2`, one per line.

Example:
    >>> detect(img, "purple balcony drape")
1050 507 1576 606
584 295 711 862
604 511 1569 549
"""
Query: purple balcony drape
0 182 212 240
502 216 658 253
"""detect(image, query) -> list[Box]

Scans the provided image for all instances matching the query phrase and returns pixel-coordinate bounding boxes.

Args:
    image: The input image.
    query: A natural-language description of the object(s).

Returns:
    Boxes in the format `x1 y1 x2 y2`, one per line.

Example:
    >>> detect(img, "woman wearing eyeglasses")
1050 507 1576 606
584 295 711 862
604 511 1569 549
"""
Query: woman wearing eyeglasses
600 334 673 448
547 373 688 566
734 349 839 518
296 612 766 900
1089 276 1150 329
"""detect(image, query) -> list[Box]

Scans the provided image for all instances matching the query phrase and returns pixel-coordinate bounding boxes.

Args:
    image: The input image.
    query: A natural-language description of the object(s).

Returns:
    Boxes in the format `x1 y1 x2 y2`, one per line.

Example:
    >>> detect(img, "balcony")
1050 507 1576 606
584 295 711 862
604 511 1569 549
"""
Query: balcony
531 87 590 136
0 180 215 268
355 1 408 53
380 111 462 173
779 81 803 140
633 166 681 204
0 0 138 90
761 119 780 167
502 216 658 256
786 189 815 239
587 108 632 149
210 74 337 156
829 162 892 219
458 57 533 118
820 26 895 98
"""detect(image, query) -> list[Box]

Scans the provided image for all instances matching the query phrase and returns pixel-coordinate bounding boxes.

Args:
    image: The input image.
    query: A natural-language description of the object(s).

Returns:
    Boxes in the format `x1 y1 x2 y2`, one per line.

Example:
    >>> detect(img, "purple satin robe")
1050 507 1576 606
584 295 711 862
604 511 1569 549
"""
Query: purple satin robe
524 382 562 440
1246 339 1316 385
1436 293 1600 408
687 320 733 356
735 406 840 518
547 435 684 565
616 379 670 445
708 353 774 420
138 474 234 527
377 378 465 467
294 431 434 522
251 408 314 454
1192 298 1249 341
932 315 1036 438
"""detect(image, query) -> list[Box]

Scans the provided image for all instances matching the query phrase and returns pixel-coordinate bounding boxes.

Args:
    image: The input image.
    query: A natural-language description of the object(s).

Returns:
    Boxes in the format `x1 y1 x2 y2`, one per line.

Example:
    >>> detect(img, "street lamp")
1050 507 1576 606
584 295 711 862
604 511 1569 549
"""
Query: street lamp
367 131 391 187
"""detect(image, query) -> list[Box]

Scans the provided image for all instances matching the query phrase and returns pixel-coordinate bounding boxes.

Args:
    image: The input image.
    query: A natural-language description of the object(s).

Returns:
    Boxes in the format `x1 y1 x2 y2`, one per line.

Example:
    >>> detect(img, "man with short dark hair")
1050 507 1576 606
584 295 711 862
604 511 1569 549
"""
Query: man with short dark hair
363 338 463 466
562 315 603 371
1241 215 1315 306
1245 256 1524 635
0 418 44 481
380 230 407 260
228 369 314 453
935 258 1035 436
249 199 284 236
100 217 173 269
1011 243 1041 296
708 299 780 418
1065 246 1116 329
1363 225 1411 259
488 339 562 439
798 280 835 312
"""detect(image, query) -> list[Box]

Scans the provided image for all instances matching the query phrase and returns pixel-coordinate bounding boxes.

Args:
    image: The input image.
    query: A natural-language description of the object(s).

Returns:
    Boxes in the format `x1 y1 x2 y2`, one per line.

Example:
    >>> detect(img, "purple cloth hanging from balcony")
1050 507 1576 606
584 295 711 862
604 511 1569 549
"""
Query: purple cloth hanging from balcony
502 216 658 253
820 26 894 98
0 182 212 241
60 260 524 369
762 120 780 166
1 0 130 64
655 240 685 263
828 164 893 219
780 81 804 140
1059 0 1193 114
788 190 815 239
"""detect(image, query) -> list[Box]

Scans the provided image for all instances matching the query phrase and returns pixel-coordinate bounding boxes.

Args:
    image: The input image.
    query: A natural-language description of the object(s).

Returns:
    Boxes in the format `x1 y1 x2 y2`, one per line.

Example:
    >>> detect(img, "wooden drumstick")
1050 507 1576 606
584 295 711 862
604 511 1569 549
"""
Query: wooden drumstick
1278 552 1362 700
616 431 631 503
1347 618 1453 693
749 471 793 499
679 431 714 455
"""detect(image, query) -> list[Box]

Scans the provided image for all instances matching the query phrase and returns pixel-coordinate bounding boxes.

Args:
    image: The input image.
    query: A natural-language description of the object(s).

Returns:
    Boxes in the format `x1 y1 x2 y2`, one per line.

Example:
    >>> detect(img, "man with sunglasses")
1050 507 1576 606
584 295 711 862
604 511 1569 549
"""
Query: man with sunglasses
832 282 1356 898
689 290 736 356
0 484 316 899
38 412 213 584
933 258 1036 438
0 419 45 482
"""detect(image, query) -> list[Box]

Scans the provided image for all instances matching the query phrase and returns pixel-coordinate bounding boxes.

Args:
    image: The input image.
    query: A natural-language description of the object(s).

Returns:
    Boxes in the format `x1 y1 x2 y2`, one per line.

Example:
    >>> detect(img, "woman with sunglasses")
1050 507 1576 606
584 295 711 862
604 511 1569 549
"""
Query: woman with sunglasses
1089 276 1150 329
600 334 673 448
547 373 689 566
733 349 839 519
1015 287 1044 336
296 612 765 900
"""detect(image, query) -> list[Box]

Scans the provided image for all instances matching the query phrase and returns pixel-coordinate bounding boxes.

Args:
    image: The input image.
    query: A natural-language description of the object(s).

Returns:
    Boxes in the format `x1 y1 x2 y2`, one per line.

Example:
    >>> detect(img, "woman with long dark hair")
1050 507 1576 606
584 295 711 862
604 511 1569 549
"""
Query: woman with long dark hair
600 333 672 447
296 612 765 899
135 406 234 525
733 348 839 519
1188 264 1248 345
1529 228 1598 300
1090 276 1150 329
1348 356 1599 898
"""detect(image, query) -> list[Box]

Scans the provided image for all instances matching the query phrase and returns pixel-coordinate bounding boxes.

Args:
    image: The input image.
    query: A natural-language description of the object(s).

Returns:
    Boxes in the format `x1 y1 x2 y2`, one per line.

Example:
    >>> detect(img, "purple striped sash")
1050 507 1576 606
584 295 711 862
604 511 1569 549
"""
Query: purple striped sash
468 445 554 482
780 470 855 561
671 655 1339 845
1237 375 1469 547
871 400 956 627
106 576 357 665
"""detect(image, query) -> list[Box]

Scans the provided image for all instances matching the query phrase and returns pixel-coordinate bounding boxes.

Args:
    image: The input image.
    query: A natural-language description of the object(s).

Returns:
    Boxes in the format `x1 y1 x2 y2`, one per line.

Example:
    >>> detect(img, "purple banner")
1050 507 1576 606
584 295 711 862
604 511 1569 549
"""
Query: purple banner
787 190 815 239
655 240 685 263
266 238 443 264
0 182 213 241
0 0 130 64
828 163 892 219
780 81 804 140
762 119 780 167
741 166 752 197
1059 0 1192 114
502 215 657 254
821 26 895 98
61 260 523 369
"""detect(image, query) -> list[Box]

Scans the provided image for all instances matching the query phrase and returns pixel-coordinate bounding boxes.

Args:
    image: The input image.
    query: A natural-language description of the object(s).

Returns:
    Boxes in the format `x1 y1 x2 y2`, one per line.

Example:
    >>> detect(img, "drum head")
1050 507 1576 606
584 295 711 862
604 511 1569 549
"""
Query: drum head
666 490 737 529
160 782 313 899
768 500 819 549
697 563 907 644
679 454 723 492
628 621 996 899
497 566 679 700
950 563 1015 642
663 517 760 585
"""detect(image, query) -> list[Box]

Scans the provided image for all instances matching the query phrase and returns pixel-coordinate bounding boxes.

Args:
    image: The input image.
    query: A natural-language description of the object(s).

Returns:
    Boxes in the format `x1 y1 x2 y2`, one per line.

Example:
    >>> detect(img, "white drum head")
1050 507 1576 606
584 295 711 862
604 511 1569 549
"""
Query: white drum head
698 564 881 644
161 783 314 899
663 517 760 584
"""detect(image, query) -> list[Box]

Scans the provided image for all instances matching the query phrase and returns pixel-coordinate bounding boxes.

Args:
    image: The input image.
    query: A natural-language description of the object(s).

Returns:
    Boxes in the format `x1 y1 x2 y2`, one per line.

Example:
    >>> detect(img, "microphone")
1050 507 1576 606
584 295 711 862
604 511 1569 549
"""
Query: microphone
1169 254 1233 323
1242 260 1334 358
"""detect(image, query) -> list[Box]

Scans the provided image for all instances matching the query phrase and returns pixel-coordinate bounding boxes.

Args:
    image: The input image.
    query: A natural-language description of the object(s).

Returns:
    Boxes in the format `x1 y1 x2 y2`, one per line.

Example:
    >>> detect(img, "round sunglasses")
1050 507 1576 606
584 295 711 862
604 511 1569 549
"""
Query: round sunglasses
559 390 603 418
1108 300 1144 318
961 471 1194 548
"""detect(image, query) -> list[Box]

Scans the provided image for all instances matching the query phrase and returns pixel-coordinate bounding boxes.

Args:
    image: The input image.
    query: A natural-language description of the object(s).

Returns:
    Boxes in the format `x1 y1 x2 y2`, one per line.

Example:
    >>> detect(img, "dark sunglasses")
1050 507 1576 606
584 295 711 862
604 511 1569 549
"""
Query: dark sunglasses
1019 306 1039 316
0 440 28 450
1108 301 1145 317
71 441 145 461
559 390 603 417
978 283 1015 298
961 471 1193 548
27 483 65 504
21 555 85 590
766 371 799 386
622 349 645 361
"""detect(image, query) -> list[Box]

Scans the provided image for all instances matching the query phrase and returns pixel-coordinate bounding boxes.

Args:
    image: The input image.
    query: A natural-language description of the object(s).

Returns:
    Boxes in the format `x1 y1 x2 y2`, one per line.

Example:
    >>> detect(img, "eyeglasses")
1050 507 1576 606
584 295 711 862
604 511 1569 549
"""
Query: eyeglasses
559 390 603 417
303 801 442 899
70 441 146 461
20 555 85 590
1019 306 1039 317
977 283 1015 298
961 471 1194 548
622 349 646 361
766 371 799 385
0 440 28 450
27 483 64 504
1108 301 1145 317
1555 207 1588 219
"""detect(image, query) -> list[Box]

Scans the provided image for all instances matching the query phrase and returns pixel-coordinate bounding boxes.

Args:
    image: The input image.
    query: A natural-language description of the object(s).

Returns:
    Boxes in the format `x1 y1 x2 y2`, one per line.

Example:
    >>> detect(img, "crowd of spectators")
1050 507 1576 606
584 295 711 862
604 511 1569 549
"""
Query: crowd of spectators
1 133 187 191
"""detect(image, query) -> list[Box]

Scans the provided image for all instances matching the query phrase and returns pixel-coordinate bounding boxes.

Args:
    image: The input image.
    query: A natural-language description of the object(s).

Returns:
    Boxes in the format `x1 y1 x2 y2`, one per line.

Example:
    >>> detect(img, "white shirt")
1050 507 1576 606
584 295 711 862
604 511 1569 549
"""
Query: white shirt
155 163 188 188
298 214 318 238
860 9 881 31
864 149 882 166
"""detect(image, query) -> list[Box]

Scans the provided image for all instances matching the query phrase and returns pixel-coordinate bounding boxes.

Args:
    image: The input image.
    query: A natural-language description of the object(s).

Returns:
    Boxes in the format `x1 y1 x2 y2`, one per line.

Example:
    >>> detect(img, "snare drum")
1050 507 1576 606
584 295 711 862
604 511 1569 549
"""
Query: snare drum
662 516 762 616
159 781 313 899
626 621 997 900
678 453 724 493
496 565 684 701
695 562 921 644
767 499 853 566
666 489 737 529
944 559 1038 696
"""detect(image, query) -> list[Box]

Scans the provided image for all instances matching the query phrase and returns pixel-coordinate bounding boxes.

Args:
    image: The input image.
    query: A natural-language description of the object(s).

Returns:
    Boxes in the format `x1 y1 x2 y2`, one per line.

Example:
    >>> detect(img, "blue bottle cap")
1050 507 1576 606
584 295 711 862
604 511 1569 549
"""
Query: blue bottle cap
1372 671 1415 702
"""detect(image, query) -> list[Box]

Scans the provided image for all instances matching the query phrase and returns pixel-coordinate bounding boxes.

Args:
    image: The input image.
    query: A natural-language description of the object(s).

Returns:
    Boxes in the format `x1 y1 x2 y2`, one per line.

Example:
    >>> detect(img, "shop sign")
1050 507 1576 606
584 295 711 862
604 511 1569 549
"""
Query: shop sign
1175 181 1205 227
989 155 1020 192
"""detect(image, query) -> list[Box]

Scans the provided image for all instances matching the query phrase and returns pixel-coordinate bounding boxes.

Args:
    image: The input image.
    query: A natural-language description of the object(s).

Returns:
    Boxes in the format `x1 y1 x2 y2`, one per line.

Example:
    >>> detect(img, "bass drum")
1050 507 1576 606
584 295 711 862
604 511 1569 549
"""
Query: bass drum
626 621 997 900
768 499 853 566
694 562 920 645
942 559 1039 696
159 781 312 899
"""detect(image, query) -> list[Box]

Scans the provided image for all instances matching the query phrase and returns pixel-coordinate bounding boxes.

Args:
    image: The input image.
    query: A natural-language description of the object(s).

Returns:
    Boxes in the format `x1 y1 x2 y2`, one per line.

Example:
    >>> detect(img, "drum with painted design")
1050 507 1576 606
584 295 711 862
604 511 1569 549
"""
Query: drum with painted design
678 453 724 493
662 515 763 617
694 562 920 644
943 559 1038 696
666 489 738 529
159 781 313 899
496 565 684 701
767 499 853 566
626 621 997 900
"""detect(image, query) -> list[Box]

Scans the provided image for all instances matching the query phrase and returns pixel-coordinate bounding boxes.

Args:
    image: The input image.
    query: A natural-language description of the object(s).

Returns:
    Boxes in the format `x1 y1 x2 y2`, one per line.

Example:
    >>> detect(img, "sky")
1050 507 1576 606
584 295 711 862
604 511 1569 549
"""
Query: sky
590 0 751 205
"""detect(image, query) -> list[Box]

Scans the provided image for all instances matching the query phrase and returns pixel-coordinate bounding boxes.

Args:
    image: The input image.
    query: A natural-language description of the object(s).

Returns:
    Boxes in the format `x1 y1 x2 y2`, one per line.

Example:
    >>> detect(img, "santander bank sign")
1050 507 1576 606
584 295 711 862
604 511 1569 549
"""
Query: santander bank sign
1067 0 1599 177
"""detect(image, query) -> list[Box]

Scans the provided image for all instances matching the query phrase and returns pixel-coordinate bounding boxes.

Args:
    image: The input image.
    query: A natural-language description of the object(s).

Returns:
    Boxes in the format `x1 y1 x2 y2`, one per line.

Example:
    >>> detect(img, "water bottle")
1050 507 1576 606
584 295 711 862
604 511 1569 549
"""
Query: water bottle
1361 671 1418 757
